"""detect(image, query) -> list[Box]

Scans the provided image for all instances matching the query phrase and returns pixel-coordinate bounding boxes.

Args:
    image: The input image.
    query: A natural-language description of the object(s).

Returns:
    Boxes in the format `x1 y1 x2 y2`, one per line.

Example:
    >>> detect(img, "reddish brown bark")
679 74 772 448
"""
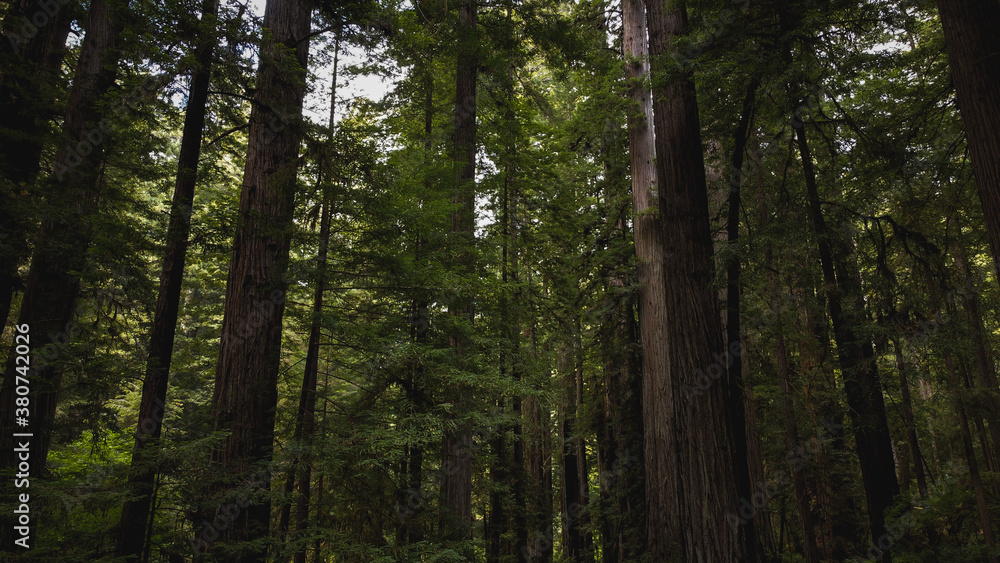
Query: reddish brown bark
0 0 75 336
206 0 311 559
726 77 767 562
943 348 998 563
935 0 1000 283
0 0 124 514
642 0 744 559
440 0 477 544
892 338 929 498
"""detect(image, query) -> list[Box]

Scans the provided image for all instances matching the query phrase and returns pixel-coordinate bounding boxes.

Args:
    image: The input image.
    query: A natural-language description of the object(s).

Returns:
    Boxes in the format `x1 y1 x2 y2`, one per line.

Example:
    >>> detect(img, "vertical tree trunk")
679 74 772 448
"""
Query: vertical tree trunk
795 121 900 558
955 255 1000 470
524 320 554 563
596 289 645 563
206 0 311 558
505 106 529 563
277 35 339 562
1 4 124 551
642 0 744 559
116 1 219 558
440 0 477 544
935 0 1000 283
943 349 998 563
757 140 819 561
619 2 653 556
770 275 821 563
799 281 856 560
560 343 591 561
488 403 506 563
0 0 75 335
726 77 766 562
892 338 928 498
289 196 331 563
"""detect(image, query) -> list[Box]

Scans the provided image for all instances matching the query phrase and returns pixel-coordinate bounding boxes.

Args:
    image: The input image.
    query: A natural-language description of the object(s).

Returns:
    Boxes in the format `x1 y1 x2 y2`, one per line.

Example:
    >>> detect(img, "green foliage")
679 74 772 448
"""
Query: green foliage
4 0 1000 560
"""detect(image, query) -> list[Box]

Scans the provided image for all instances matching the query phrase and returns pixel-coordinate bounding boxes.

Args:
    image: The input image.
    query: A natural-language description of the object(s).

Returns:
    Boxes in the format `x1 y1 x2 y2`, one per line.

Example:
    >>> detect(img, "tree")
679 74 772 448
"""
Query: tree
204 0 311 557
1 2 126 548
439 0 478 545
0 0 75 334
935 0 1000 283
795 115 901 559
116 0 219 558
642 0 746 559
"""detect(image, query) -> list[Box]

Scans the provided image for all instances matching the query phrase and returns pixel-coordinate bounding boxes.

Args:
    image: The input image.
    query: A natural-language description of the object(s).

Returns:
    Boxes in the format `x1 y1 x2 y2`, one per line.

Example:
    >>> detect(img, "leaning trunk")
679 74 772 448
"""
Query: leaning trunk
795 119 900 557
116 1 219 557
935 0 1000 283
0 0 75 334
726 77 765 562
1 5 125 550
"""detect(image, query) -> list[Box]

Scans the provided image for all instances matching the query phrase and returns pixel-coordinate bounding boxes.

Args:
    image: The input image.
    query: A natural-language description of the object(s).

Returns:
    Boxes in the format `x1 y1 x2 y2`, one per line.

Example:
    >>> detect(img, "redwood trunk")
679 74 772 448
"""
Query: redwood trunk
0 0 74 334
770 280 821 563
943 349 998 563
560 346 593 561
281 36 339 562
935 0 1000 283
289 199 331 563
524 364 553 563
892 338 928 498
955 256 1000 470
611 2 652 559
440 0 477 544
726 78 765 562
642 0 743 559
1 5 124 550
206 0 311 558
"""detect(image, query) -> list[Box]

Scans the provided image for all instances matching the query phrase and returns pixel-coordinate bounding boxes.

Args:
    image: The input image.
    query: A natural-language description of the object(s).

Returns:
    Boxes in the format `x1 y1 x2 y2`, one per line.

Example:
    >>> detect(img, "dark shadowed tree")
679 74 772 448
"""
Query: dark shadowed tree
116 0 219 558
935 0 1000 282
1 3 126 550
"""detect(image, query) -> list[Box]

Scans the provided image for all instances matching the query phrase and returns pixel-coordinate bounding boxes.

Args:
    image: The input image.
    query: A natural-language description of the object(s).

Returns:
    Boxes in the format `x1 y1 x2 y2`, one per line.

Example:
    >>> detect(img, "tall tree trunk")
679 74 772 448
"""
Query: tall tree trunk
524 319 553 563
642 0 744 559
289 196 331 563
205 0 311 559
1 3 124 551
935 0 1000 283
726 77 766 562
795 120 900 558
560 341 591 561
506 108 529 563
757 140 820 561
440 0 477 544
769 272 821 563
955 254 1000 470
619 1 654 557
0 0 75 335
943 349 999 563
596 289 645 563
116 1 219 558
892 338 928 498
277 35 339 561
488 403 507 563
799 281 857 560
